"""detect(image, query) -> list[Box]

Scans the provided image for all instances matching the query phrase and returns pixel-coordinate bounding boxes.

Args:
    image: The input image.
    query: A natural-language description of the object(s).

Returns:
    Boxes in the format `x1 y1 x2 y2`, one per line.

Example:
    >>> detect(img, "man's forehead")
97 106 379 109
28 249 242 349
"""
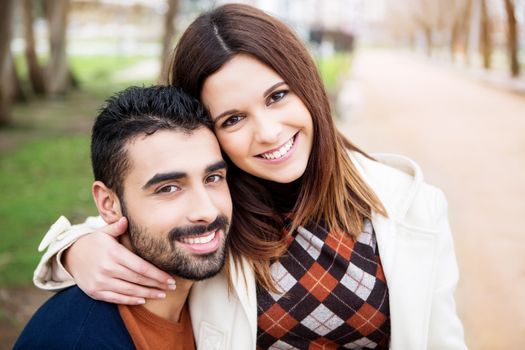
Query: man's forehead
126 128 223 178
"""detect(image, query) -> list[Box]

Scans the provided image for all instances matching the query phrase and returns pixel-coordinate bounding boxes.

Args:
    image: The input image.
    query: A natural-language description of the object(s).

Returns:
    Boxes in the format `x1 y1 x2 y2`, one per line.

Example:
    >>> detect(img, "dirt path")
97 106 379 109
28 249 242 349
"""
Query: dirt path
337 48 525 349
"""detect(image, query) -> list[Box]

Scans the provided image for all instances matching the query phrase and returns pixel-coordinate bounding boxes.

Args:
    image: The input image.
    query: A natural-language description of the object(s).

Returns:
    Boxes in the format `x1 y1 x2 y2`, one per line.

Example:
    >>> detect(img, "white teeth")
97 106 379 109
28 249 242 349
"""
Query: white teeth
180 231 216 245
261 137 294 160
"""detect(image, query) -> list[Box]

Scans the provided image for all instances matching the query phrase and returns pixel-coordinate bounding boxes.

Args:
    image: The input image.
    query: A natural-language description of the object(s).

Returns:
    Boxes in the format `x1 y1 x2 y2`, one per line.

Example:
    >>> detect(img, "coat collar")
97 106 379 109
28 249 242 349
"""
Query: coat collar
349 152 423 220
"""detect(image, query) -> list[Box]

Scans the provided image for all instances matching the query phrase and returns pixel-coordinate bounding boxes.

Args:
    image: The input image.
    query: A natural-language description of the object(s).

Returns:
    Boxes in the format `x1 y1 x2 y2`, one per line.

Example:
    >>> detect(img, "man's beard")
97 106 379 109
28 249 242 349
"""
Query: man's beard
123 205 230 281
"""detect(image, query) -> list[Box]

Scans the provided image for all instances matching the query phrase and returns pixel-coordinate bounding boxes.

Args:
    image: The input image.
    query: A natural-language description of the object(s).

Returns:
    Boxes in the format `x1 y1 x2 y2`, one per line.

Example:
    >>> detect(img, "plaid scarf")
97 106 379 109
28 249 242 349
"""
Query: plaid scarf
256 219 390 349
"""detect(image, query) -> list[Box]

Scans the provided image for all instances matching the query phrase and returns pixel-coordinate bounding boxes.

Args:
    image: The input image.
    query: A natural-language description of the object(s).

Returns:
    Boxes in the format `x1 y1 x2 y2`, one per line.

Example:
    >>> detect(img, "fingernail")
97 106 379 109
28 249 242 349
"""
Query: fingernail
137 299 146 305
167 284 176 290
157 292 166 298
167 278 176 285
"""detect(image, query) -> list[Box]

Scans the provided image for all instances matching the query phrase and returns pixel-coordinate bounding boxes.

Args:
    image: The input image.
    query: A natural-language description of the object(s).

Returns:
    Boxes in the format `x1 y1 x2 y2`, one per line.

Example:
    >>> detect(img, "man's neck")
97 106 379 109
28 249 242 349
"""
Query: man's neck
142 276 193 323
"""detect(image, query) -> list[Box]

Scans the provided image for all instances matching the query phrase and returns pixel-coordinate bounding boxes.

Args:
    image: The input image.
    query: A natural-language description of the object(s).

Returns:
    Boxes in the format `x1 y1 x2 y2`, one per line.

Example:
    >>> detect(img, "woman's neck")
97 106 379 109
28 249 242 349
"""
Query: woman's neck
258 176 303 213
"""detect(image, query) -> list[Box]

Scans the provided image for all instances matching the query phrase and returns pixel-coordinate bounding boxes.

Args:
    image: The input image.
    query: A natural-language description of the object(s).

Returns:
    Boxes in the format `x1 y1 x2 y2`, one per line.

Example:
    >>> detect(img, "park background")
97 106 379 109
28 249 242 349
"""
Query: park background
1 0 524 348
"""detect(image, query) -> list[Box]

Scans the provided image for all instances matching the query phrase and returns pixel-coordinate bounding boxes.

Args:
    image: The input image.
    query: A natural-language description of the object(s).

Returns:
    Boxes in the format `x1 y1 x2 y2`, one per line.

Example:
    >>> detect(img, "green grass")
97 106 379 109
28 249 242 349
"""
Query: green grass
0 136 96 286
1 54 156 286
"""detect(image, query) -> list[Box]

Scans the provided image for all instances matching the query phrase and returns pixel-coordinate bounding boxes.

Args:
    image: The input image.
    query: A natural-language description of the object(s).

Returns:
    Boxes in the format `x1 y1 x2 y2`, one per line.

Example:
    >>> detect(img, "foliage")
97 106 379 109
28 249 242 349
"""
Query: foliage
316 53 352 93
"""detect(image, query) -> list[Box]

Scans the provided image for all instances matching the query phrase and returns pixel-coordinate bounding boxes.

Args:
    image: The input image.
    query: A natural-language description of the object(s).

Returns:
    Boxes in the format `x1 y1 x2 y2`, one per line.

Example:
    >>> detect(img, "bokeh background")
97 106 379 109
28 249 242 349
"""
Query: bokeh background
1 0 524 348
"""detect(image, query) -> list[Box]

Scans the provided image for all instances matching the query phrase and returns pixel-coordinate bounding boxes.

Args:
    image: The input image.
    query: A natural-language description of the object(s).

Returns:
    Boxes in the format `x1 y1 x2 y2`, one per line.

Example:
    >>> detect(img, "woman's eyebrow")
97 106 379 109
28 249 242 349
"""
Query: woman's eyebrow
213 81 286 122
263 81 286 97
214 109 239 122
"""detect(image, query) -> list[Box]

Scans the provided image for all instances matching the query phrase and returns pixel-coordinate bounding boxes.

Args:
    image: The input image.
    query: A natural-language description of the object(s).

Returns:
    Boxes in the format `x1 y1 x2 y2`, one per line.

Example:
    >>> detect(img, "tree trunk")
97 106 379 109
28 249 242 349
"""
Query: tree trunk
159 0 179 84
9 53 26 103
503 0 519 77
462 0 473 65
44 0 73 95
0 0 15 126
479 0 492 69
23 0 46 95
450 18 461 62
424 26 433 57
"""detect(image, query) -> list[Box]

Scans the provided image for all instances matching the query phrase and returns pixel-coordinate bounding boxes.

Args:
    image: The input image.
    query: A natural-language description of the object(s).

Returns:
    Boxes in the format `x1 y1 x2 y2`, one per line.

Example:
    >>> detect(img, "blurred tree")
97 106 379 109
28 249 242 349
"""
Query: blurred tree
159 0 180 84
503 0 520 77
0 0 15 125
479 0 493 69
450 0 473 63
460 0 474 65
410 0 436 56
44 0 76 94
22 0 47 95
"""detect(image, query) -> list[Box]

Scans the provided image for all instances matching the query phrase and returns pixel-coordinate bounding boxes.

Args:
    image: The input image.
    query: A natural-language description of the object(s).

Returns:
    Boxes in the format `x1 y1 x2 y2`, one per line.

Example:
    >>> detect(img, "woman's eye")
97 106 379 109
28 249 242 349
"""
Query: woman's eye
206 174 224 184
268 90 287 105
157 185 180 194
221 114 244 128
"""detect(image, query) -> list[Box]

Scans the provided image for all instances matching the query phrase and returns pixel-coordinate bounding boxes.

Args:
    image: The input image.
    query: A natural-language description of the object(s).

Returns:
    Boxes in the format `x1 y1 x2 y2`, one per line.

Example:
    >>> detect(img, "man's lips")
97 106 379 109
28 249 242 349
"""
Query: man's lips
176 230 217 244
175 229 222 255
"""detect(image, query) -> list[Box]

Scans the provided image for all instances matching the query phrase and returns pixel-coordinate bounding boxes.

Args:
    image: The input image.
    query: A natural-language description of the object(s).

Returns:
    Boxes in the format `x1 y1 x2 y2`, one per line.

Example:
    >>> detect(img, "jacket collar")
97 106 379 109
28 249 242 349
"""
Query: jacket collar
350 152 423 220
349 152 424 288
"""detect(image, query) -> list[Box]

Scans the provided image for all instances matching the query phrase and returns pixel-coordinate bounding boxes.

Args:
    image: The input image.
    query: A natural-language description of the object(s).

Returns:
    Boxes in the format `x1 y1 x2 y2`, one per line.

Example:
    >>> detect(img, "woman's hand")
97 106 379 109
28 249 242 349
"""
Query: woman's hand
62 217 176 305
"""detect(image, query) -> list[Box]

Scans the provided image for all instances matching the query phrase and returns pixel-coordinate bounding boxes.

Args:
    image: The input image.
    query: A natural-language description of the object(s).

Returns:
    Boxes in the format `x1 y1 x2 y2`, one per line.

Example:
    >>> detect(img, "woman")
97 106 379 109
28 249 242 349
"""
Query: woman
34 4 466 349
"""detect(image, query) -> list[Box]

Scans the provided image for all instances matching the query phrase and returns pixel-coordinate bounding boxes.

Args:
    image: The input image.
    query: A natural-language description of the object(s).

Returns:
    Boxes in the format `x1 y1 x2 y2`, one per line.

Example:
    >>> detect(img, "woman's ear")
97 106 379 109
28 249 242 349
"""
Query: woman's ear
92 181 122 223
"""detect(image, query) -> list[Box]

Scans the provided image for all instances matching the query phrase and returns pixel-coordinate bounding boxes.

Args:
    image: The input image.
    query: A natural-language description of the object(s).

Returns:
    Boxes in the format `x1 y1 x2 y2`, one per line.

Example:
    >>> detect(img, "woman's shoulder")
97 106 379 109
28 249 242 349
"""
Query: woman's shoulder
349 151 447 226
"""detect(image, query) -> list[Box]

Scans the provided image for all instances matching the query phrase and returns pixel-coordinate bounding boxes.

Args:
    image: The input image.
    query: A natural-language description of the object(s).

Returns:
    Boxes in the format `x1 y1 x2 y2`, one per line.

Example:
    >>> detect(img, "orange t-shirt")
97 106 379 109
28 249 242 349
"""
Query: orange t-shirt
118 302 195 350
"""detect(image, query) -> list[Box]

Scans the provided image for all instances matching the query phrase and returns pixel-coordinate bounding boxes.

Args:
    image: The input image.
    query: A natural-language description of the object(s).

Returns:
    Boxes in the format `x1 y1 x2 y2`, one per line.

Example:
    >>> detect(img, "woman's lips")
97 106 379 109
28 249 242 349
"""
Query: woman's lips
257 133 297 161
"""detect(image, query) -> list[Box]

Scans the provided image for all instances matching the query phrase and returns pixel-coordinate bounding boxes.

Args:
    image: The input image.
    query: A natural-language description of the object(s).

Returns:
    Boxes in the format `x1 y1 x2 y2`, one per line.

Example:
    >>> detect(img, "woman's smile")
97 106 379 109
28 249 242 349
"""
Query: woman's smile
202 54 314 183
256 132 298 163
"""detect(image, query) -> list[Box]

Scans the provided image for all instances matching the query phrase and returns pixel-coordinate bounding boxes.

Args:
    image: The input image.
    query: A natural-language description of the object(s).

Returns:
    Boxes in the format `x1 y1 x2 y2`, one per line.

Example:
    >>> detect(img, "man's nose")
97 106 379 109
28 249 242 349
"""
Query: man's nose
186 186 220 224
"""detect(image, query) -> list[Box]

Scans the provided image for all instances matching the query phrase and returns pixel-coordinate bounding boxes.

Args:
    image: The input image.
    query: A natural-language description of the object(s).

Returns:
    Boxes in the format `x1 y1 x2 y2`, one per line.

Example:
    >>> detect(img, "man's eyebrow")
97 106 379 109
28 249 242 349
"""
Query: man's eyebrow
206 160 227 173
142 172 186 190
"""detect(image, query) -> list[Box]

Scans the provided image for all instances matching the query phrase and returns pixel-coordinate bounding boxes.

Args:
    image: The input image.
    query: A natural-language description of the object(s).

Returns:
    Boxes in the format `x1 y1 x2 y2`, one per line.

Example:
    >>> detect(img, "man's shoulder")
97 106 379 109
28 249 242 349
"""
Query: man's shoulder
14 286 134 349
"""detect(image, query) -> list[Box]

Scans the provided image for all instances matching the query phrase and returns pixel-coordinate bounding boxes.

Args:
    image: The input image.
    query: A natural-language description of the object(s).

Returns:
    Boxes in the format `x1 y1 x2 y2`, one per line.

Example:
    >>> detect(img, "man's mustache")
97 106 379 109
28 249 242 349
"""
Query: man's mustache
168 215 229 241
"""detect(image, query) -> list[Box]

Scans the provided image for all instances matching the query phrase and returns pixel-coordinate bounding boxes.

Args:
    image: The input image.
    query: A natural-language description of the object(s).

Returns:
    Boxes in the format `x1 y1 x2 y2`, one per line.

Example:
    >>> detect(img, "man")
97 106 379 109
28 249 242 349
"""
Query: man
14 86 232 349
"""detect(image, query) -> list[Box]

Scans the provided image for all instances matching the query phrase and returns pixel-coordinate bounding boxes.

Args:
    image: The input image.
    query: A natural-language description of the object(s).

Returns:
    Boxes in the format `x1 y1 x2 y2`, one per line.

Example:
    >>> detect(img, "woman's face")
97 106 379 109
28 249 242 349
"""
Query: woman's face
201 54 314 183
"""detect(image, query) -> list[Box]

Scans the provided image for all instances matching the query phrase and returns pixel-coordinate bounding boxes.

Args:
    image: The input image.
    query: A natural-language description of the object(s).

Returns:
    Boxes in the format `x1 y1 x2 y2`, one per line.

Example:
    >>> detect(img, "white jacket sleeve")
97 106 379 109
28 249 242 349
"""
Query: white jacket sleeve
33 215 107 291
427 189 468 350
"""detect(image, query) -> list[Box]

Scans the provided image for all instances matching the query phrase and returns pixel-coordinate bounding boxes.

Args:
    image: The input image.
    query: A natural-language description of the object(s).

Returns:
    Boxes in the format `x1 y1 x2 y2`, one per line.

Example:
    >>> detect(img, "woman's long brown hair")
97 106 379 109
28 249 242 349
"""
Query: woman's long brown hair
169 4 387 291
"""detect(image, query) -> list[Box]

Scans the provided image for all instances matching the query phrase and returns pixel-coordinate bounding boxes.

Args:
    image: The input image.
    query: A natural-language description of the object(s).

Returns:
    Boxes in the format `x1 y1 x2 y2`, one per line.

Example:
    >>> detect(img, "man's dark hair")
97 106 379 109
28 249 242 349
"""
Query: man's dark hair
91 85 211 198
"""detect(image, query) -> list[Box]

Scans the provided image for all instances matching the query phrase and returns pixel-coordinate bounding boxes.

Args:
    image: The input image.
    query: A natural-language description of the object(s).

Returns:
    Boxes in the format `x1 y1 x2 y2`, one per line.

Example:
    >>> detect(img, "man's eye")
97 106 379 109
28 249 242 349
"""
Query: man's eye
267 90 288 105
206 174 224 184
157 185 180 193
221 114 244 128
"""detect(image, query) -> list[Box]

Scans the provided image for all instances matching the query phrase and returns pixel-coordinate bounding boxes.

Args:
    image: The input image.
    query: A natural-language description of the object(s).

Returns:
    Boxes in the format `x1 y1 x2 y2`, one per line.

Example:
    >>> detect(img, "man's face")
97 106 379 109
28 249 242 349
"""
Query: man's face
120 127 232 280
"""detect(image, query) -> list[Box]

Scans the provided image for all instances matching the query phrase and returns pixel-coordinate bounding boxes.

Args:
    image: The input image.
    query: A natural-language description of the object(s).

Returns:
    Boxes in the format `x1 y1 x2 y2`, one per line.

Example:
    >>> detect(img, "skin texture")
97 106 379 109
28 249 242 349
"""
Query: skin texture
89 127 232 313
94 127 231 275
202 54 314 184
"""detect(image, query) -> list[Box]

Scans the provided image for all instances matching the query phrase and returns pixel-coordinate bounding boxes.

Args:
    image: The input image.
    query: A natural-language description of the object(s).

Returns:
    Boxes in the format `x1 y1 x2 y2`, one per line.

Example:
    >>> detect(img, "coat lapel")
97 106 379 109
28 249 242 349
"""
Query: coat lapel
230 256 258 345
355 152 439 349
386 223 438 349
